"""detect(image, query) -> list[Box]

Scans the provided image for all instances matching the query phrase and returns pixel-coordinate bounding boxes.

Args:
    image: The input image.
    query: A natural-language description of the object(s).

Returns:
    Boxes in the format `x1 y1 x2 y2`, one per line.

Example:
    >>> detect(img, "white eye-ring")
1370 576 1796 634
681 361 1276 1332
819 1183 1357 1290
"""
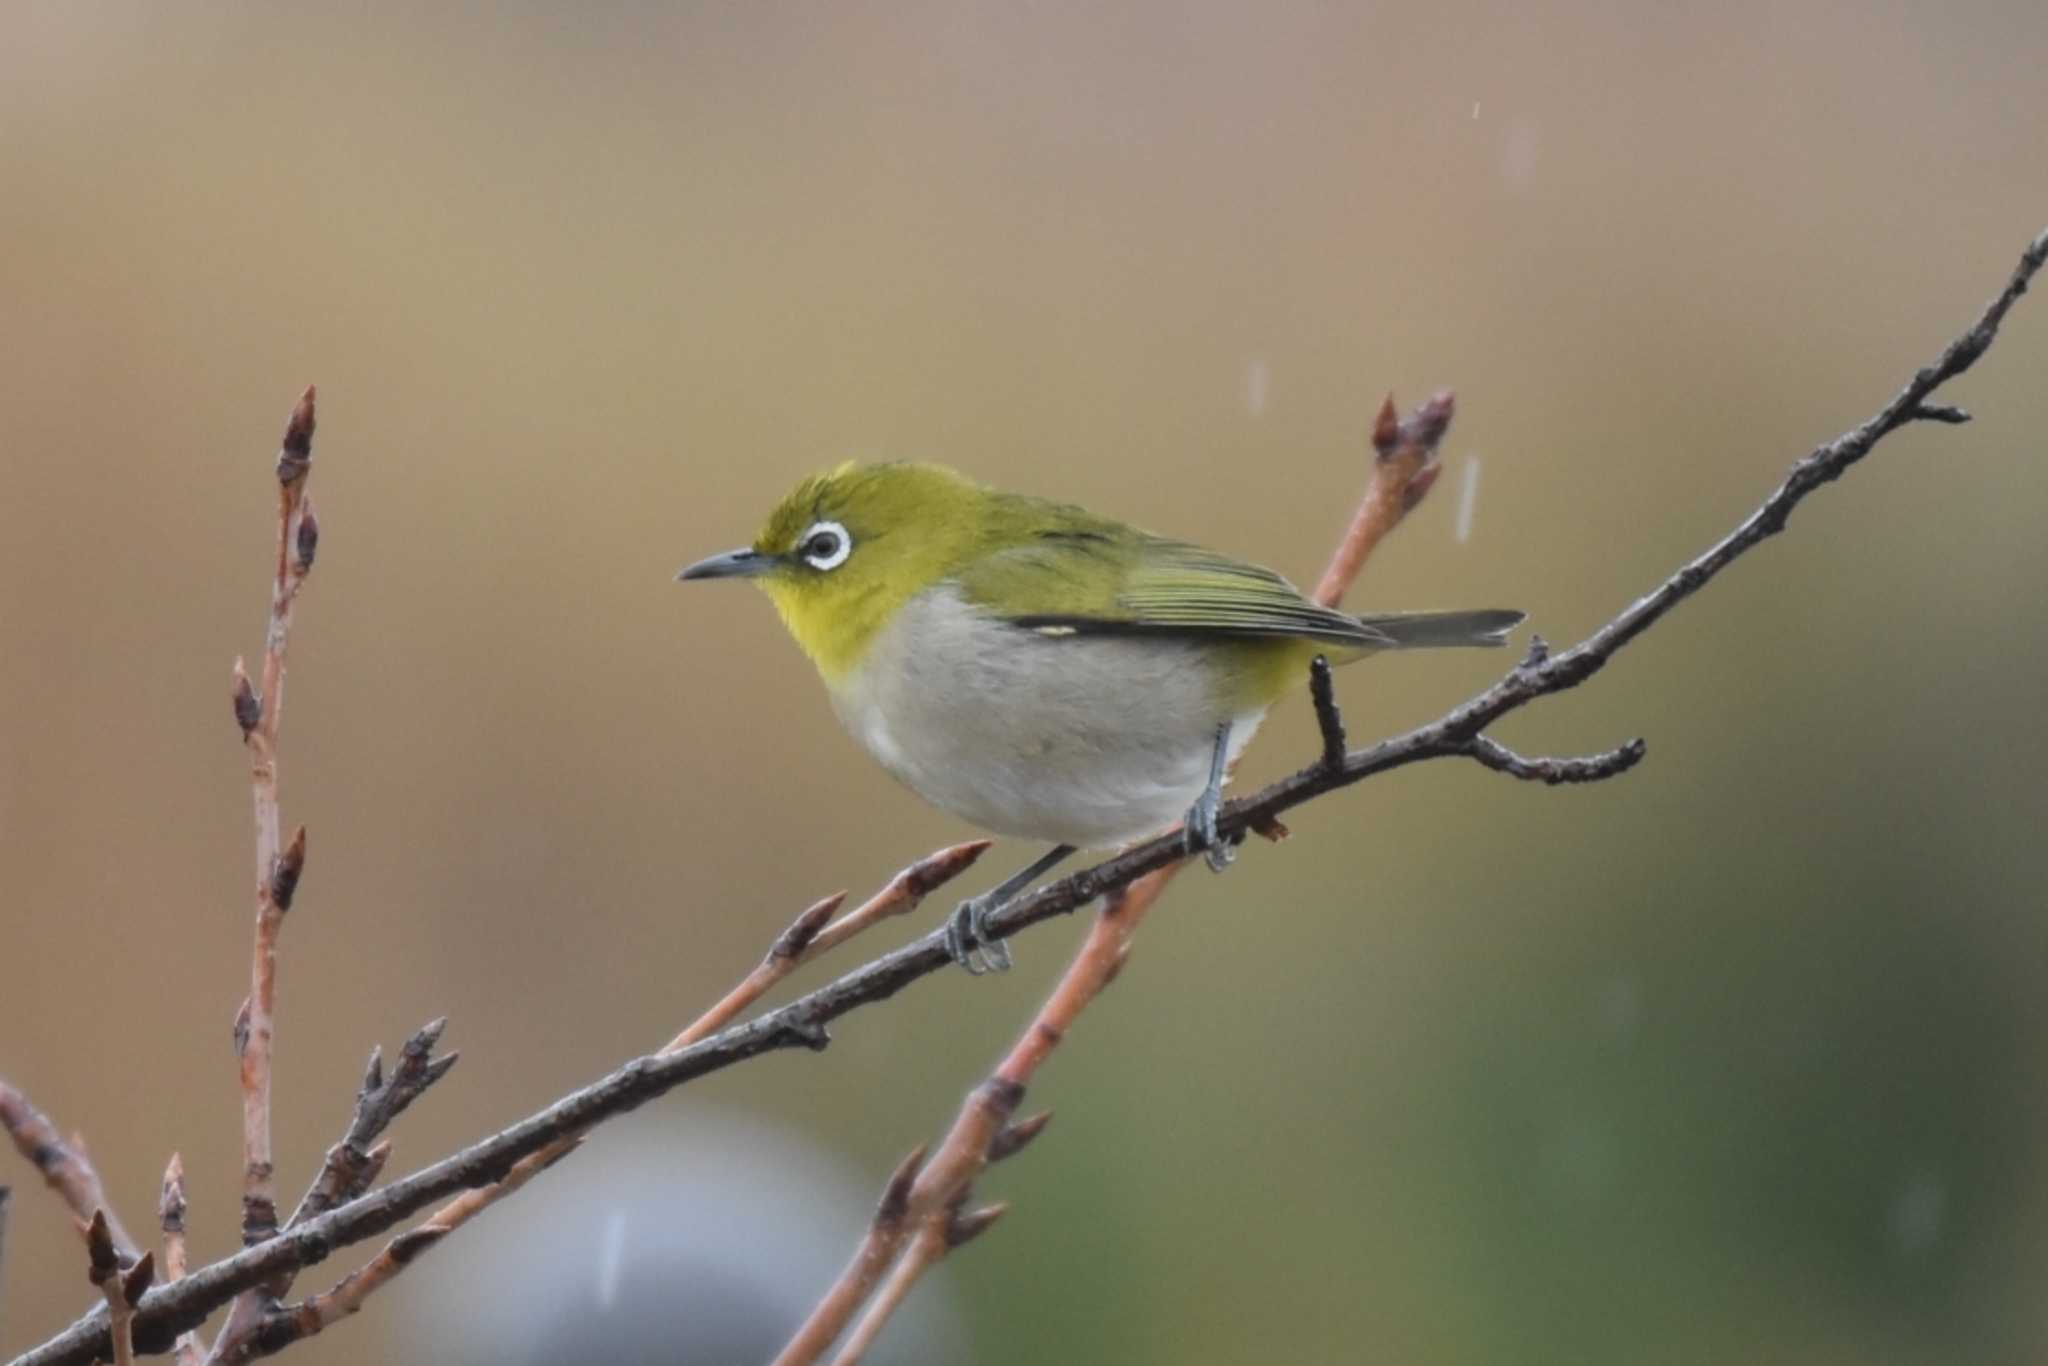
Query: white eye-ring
798 519 852 571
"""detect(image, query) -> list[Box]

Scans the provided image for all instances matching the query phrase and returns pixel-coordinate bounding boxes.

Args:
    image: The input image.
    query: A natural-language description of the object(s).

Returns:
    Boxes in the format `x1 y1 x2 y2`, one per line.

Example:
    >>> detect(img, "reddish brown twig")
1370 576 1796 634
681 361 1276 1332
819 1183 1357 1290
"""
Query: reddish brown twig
230 1138 578 1363
780 392 1451 1363
235 386 319 1250
1313 390 1452 606
158 1157 201 1366
213 388 318 1361
0 1084 139 1265
664 841 990 1054
834 1189 1008 1366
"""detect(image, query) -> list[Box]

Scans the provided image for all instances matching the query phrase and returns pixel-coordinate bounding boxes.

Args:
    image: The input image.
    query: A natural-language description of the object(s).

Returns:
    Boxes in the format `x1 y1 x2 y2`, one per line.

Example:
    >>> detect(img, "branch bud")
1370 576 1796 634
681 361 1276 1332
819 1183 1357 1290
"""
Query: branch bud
231 659 260 738
270 826 307 912
120 1250 156 1306
277 386 316 485
294 500 320 575
1370 394 1400 457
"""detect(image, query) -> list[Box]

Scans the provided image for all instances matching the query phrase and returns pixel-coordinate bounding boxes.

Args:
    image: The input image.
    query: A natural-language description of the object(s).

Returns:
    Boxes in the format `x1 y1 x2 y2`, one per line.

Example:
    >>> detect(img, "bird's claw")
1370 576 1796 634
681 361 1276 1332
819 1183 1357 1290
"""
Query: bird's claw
945 894 1013 975
1182 789 1236 873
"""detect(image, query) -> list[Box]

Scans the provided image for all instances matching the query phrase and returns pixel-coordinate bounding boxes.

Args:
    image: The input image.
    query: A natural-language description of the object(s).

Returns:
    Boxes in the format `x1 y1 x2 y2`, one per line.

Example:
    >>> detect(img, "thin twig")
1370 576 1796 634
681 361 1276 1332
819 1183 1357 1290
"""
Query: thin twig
235 386 319 1254
158 1156 200 1366
1313 390 1452 605
210 389 321 1366
1466 734 1647 784
664 841 990 1054
833 1193 1007 1366
86 1213 150 1366
13 226 2042 1366
0 1085 139 1265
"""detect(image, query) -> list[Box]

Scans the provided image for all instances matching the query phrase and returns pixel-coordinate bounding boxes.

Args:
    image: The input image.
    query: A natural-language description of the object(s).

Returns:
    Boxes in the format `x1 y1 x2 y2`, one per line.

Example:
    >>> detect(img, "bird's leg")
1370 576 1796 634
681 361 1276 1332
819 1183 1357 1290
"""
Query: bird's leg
945 843 1076 975
1183 721 1237 873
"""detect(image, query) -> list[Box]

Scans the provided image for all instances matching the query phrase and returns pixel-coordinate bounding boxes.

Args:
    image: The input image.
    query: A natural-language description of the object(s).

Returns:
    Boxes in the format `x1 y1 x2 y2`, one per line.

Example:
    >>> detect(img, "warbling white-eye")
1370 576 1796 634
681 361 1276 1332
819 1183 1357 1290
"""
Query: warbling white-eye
680 462 1521 973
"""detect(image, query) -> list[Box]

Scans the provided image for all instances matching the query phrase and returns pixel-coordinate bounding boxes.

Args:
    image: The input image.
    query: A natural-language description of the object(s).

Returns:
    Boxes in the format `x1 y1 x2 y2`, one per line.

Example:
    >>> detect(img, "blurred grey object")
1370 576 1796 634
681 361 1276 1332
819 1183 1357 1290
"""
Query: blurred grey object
388 1112 966 1365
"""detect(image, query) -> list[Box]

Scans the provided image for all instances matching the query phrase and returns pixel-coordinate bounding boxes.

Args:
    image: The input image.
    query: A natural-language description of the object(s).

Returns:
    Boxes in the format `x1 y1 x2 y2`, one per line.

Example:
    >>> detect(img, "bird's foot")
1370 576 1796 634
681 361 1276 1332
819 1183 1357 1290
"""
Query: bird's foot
945 892 1013 975
1182 787 1236 873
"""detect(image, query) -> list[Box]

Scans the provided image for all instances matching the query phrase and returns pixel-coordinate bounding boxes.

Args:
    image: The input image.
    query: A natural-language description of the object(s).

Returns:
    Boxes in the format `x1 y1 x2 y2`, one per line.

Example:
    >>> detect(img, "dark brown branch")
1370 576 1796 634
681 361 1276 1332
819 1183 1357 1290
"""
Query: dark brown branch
13 225 2043 1366
1308 656 1347 769
1465 735 1646 785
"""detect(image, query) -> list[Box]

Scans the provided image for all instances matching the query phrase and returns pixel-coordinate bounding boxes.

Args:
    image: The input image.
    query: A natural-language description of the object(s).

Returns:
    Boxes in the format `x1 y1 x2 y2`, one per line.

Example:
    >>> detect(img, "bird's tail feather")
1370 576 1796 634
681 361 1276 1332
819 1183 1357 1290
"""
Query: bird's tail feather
1356 608 1525 649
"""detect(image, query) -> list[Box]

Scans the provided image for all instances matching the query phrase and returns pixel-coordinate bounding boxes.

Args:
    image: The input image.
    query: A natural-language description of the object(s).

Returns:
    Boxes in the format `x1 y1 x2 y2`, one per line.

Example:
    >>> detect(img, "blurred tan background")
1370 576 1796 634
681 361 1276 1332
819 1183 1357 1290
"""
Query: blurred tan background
3 2 2046 1362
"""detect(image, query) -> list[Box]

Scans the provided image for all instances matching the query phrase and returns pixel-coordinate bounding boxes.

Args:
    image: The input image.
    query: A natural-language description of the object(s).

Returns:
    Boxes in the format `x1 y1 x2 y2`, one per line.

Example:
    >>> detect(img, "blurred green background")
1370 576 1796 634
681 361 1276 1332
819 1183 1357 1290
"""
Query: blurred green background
3 3 2046 1363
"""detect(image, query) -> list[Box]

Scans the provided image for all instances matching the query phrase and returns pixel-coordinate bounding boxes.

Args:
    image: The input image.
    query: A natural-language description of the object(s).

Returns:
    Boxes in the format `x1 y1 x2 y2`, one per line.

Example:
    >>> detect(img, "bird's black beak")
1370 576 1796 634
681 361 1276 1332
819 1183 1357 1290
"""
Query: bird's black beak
676 547 776 582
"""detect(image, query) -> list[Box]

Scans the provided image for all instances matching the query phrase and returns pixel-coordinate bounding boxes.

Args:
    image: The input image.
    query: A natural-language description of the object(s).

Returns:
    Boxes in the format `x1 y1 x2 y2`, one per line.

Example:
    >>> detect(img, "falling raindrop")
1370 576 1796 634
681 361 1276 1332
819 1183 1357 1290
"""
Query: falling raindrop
1455 456 1482 544
595 1207 629 1307
1244 357 1270 417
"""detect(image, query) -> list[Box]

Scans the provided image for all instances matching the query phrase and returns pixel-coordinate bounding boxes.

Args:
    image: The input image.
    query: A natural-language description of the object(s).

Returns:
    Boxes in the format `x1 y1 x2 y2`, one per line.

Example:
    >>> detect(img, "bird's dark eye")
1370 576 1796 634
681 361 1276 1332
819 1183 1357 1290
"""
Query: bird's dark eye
798 519 852 571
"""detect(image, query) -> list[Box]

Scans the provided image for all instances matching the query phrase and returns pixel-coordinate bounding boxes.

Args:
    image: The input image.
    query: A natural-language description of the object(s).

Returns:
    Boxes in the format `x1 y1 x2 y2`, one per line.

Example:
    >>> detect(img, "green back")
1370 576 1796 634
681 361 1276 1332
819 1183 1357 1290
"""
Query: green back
957 492 1382 648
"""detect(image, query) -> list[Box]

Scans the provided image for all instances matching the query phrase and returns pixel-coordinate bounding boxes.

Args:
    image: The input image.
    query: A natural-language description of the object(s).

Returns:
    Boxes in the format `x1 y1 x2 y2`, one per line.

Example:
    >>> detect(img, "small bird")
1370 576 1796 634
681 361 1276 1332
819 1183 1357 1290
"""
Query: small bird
680 463 1520 973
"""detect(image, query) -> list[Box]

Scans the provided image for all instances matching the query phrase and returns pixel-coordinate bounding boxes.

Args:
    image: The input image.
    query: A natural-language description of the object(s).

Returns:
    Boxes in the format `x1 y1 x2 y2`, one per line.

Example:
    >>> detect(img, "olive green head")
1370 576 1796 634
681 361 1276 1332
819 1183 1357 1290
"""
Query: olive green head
678 462 987 682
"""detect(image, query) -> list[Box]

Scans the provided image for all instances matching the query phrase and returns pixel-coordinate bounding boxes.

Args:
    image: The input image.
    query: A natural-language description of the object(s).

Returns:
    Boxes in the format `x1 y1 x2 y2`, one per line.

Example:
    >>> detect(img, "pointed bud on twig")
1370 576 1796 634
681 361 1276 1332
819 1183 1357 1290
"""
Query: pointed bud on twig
121 1250 156 1306
1371 394 1400 457
988 1110 1053 1163
85 1209 119 1280
231 660 260 739
1400 460 1443 513
360 1045 385 1098
159 1153 187 1233
277 386 316 485
945 1201 1009 1249
270 826 307 912
232 999 252 1058
1411 390 1456 448
359 1140 393 1192
294 500 320 575
1521 633 1550 669
771 891 848 960
874 1144 928 1230
903 839 994 898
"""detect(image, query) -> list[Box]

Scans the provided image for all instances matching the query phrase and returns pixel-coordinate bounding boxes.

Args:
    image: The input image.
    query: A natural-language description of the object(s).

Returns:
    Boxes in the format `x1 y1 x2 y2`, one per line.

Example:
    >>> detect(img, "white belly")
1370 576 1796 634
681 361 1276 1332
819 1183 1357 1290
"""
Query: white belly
828 586 1264 848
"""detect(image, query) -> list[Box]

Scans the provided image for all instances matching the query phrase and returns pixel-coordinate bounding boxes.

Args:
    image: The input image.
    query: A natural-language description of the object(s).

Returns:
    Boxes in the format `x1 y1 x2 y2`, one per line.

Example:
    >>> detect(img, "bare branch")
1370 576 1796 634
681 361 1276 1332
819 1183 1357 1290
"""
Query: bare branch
158 1157 201 1366
13 226 2043 1366
236 385 320 1257
1312 389 1453 605
663 841 990 1054
86 1212 145 1366
1308 656 1347 769
1465 734 1647 785
211 387 322 1364
779 871 1173 1365
0 1085 140 1264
